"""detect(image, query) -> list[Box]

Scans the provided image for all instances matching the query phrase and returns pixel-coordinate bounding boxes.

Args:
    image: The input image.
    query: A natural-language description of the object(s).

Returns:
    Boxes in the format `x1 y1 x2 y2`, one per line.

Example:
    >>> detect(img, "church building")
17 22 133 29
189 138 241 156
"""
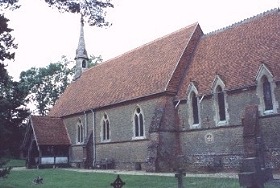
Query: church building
23 9 280 172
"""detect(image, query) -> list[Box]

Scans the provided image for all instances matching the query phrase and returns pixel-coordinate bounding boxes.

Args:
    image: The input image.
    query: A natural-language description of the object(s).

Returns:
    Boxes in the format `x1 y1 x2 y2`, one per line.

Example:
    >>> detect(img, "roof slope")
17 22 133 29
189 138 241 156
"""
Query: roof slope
31 116 70 145
49 23 201 117
178 9 280 98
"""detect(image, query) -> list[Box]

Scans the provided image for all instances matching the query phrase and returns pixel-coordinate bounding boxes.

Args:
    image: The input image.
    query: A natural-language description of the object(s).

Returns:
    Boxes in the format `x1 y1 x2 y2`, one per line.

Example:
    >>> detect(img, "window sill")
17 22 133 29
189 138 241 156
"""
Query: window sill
101 139 111 143
190 124 201 129
132 136 146 140
216 120 228 127
263 110 274 116
75 142 85 146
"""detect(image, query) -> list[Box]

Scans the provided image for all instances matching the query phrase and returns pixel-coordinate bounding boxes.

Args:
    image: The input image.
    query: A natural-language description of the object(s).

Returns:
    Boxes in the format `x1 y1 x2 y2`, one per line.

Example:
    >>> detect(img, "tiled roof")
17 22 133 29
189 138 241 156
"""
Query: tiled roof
178 9 280 98
31 116 70 145
49 23 201 117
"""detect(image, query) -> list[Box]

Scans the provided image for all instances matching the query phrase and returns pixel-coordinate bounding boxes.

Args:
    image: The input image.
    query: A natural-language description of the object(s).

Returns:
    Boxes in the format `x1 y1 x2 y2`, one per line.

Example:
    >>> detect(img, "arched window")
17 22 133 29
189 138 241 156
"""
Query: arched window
187 82 200 128
101 114 110 141
191 92 199 124
77 119 84 143
262 76 273 111
212 75 229 126
134 107 144 138
82 60 87 68
216 86 226 121
256 64 279 115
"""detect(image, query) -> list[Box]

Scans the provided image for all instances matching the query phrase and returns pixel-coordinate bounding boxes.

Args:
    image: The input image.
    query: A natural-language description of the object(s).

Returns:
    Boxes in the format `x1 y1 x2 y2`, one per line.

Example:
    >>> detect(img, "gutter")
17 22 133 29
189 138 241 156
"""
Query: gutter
91 109 96 167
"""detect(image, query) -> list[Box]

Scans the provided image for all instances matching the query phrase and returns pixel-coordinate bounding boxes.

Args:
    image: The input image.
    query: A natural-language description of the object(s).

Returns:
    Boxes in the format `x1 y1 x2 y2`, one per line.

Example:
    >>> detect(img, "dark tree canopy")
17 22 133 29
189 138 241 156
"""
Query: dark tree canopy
0 15 17 62
0 64 29 156
45 0 114 27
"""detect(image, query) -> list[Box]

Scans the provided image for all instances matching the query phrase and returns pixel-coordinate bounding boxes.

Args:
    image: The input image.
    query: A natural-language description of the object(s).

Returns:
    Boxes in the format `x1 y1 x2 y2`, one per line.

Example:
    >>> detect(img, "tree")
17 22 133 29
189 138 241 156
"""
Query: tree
0 0 112 156
88 54 103 68
20 55 102 116
19 56 74 116
0 64 29 157
0 7 29 157
44 0 114 27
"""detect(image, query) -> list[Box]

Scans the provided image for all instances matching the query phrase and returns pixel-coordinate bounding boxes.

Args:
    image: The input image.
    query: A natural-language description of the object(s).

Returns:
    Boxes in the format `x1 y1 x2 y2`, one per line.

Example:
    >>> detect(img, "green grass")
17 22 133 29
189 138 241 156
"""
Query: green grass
0 168 242 188
2 159 25 168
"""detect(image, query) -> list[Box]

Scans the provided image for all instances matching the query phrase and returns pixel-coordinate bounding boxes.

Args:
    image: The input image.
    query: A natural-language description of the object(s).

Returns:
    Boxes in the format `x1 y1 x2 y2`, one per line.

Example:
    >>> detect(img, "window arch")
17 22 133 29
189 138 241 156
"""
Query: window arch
212 75 229 126
262 76 273 111
133 106 145 138
256 64 279 115
77 118 84 143
187 82 200 128
101 113 110 141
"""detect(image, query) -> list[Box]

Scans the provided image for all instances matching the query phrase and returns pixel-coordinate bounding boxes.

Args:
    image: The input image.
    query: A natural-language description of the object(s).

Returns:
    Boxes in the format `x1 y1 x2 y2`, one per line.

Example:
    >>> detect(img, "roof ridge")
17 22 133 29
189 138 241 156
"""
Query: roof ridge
206 8 280 35
32 115 62 120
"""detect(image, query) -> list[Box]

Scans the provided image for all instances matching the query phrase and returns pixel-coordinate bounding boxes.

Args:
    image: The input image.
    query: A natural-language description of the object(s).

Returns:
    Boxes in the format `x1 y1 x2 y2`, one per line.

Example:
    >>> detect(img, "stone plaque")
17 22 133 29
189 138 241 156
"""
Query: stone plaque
205 133 214 144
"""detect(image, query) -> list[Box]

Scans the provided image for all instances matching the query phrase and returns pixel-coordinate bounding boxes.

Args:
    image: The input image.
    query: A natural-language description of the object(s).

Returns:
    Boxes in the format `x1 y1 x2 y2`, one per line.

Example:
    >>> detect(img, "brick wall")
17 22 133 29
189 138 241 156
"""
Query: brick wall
63 113 93 165
94 97 165 170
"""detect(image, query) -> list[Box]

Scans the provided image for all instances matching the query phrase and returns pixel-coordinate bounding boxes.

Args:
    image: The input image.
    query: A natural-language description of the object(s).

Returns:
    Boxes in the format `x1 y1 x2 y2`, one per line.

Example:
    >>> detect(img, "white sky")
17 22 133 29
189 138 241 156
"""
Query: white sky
4 0 280 79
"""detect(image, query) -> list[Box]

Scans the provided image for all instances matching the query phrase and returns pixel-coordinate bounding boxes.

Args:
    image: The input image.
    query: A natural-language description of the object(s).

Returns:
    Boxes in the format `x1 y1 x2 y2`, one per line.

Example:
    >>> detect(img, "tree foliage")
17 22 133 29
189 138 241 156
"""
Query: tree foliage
0 64 29 156
44 0 113 27
19 56 74 116
0 0 111 156
0 1 28 157
88 54 102 68
20 55 102 116
0 0 20 11
0 15 17 61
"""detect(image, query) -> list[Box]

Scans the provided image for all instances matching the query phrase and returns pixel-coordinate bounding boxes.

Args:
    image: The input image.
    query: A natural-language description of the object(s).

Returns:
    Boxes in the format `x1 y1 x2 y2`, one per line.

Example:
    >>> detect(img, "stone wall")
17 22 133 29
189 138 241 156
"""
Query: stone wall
181 126 244 172
260 114 280 170
96 140 150 170
63 113 93 165
94 97 166 170
177 89 259 171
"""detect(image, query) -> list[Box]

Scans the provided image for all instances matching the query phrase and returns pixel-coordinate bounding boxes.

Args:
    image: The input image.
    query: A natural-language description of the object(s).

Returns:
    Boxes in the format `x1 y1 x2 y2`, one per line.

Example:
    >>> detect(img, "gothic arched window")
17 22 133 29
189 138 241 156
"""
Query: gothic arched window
256 64 279 115
262 76 273 111
134 107 144 138
191 91 199 125
101 114 110 141
216 86 226 121
187 83 200 129
77 119 84 143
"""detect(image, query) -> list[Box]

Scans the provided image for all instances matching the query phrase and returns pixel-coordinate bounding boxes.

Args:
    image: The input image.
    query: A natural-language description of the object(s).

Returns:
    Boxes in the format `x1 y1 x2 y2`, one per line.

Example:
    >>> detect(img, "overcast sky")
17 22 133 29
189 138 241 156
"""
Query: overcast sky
4 0 279 79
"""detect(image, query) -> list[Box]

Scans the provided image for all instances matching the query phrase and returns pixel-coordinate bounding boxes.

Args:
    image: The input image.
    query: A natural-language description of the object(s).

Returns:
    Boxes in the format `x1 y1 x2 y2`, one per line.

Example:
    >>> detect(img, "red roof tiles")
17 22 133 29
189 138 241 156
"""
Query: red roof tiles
49 23 201 117
49 9 280 117
178 9 280 98
31 116 70 145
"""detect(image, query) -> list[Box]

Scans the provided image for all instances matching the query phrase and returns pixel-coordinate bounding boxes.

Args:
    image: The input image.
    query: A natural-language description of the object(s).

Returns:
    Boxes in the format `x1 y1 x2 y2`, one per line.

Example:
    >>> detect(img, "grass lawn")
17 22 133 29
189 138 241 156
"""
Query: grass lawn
2 159 25 168
0 168 242 188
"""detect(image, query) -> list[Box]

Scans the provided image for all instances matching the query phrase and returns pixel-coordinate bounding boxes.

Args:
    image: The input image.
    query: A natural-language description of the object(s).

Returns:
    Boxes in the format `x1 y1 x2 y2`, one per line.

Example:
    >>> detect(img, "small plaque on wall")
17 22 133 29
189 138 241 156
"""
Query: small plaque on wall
205 133 214 144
